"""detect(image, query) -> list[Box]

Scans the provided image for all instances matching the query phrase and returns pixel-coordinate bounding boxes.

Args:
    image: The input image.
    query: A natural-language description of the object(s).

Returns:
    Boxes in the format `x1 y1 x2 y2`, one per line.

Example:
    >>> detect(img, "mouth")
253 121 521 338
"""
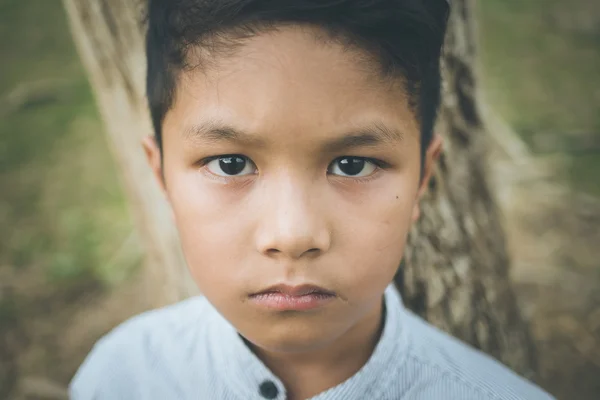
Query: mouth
249 283 336 311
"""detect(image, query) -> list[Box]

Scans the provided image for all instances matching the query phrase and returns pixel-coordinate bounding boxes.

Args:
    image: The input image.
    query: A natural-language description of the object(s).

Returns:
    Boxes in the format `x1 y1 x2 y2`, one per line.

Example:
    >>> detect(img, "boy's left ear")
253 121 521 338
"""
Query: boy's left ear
412 134 443 222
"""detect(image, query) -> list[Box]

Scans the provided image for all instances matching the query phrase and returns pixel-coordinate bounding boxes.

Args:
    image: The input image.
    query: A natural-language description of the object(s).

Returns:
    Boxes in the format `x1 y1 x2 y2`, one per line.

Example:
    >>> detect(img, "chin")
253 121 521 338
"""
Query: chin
244 319 341 354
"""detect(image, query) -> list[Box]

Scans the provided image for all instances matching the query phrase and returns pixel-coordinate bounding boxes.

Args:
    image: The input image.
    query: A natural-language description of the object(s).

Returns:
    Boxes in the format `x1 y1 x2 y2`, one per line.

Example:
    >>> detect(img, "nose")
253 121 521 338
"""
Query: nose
254 175 331 260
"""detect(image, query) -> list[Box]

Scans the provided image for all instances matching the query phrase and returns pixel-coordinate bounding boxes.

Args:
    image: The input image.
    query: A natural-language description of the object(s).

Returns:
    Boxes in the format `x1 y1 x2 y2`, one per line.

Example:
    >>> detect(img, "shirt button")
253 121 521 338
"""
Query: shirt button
259 380 279 399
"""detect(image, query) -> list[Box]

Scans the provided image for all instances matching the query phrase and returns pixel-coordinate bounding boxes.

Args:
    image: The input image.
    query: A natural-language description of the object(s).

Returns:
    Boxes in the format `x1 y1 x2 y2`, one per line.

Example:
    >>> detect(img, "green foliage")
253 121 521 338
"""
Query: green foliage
479 0 600 197
0 0 139 287
480 0 600 133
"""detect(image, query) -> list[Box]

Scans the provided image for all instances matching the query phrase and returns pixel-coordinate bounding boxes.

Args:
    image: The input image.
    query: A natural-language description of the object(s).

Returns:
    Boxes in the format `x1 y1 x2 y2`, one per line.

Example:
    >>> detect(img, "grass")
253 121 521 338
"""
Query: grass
0 0 138 287
479 0 600 197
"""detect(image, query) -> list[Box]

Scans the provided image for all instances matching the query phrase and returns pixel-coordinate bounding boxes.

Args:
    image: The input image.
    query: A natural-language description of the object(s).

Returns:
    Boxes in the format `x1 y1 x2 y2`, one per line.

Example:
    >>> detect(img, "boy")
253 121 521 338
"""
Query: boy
71 0 555 399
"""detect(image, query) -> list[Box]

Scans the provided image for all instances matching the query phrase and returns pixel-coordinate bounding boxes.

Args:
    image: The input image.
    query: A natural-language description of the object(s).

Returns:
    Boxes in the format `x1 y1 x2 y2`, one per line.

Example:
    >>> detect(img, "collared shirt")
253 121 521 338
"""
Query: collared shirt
70 285 555 399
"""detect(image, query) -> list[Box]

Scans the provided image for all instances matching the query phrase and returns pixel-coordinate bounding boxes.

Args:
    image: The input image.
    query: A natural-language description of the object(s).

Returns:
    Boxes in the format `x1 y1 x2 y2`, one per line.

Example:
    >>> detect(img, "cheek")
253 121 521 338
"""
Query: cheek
352 204 412 259
166 172 251 289
341 172 418 245
333 185 416 286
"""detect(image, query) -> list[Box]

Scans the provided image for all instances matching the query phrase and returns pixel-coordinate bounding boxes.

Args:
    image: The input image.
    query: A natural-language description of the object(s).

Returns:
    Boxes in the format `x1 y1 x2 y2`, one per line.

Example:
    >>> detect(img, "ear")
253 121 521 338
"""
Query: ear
142 135 167 195
411 134 443 222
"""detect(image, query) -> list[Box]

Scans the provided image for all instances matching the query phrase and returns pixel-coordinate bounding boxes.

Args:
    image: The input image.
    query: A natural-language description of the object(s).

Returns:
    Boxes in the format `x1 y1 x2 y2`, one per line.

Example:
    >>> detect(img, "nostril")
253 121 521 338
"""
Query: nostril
263 247 320 258
266 248 281 255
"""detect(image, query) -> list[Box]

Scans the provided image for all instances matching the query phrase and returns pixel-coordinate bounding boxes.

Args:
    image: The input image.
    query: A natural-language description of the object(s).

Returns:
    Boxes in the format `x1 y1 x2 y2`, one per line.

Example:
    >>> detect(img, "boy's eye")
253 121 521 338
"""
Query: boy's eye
205 155 256 176
328 157 378 177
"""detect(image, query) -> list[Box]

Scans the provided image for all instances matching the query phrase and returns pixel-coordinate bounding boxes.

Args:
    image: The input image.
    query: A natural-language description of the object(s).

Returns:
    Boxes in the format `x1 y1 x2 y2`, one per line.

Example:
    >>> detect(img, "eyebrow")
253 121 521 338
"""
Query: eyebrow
182 120 403 151
321 123 403 153
182 120 267 147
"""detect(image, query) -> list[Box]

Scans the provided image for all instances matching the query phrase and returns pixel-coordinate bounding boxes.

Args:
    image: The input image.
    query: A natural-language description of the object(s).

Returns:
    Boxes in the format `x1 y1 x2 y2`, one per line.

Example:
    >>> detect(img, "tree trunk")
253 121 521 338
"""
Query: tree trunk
63 0 537 378
396 0 537 377
62 0 197 307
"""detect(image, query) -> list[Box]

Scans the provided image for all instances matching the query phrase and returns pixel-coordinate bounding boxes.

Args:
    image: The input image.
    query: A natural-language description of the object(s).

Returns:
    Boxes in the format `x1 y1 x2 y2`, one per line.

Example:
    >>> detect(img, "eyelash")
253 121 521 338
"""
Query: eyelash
197 154 390 182
330 157 389 183
197 154 253 169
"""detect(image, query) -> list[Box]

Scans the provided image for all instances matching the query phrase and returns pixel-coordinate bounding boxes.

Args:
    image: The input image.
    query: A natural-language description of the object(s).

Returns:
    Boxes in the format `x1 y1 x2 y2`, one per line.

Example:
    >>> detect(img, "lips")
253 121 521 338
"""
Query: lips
249 284 336 311
253 283 335 297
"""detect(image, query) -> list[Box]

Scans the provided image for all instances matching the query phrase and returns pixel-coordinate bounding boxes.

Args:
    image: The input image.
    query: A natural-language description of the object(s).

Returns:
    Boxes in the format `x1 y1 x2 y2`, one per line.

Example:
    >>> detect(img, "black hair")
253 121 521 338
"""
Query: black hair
146 0 449 157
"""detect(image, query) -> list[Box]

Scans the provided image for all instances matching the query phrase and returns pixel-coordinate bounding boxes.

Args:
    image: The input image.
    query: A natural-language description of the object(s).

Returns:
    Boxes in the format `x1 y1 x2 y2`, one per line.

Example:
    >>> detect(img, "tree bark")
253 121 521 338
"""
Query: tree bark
396 0 537 377
62 0 197 307
63 0 538 378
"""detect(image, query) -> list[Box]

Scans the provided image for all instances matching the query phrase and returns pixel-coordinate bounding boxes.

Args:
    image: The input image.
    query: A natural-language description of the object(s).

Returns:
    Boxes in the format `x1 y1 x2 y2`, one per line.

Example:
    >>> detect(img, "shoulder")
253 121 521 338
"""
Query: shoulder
69 296 211 399
400 311 555 400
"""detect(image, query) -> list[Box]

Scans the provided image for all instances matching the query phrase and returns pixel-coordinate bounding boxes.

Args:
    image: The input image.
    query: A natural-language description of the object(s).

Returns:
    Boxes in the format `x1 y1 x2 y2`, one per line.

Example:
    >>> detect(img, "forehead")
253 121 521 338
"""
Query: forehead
164 25 419 146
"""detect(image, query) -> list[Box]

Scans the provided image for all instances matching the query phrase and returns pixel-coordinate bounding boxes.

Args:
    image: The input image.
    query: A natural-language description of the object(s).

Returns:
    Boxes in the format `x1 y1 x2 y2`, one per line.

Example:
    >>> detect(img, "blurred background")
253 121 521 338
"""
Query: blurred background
0 0 598 399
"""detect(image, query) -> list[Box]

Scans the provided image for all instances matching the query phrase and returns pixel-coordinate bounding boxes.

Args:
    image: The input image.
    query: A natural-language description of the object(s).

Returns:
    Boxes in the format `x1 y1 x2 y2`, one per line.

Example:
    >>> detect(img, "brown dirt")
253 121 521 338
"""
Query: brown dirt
2 267 150 400
505 177 600 400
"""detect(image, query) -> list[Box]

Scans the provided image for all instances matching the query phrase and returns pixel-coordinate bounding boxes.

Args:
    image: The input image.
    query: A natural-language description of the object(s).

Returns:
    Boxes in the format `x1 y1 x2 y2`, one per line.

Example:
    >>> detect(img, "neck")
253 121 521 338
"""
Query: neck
250 298 386 400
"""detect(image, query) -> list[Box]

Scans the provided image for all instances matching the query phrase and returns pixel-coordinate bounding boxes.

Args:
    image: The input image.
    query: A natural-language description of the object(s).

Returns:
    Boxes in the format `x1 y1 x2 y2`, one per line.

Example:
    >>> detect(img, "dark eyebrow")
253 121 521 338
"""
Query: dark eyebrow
182 120 266 146
322 123 403 153
182 120 403 150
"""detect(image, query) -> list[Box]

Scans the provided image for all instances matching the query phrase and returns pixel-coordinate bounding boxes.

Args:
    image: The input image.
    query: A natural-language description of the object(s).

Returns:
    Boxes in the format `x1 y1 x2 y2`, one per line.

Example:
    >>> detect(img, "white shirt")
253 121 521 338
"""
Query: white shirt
70 284 554 399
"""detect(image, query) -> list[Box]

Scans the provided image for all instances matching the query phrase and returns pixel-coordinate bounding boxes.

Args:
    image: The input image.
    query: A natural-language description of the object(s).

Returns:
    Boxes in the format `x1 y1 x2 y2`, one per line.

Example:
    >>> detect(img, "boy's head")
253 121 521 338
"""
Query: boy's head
143 0 448 354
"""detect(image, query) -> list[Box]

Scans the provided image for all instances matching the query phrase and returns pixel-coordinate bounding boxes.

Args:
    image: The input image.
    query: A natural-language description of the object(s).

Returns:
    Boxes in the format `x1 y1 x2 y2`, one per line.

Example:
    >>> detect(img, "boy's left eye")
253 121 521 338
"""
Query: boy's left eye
328 157 378 177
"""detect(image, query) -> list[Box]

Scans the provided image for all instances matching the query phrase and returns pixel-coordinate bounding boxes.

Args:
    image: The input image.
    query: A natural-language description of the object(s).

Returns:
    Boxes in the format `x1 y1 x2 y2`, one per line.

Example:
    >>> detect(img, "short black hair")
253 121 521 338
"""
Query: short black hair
146 0 449 156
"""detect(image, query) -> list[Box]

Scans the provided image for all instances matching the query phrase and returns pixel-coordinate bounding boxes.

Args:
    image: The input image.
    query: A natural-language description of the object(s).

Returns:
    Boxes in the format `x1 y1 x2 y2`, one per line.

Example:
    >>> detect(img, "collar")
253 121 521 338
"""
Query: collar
208 284 409 400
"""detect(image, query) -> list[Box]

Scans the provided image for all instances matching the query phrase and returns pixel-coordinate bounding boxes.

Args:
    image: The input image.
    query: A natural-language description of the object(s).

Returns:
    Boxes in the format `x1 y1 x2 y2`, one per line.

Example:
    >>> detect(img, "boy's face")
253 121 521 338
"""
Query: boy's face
144 26 441 354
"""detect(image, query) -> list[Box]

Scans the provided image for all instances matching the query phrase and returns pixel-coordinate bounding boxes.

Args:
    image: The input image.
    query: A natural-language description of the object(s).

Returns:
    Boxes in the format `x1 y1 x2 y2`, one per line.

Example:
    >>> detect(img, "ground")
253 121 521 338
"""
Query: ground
0 0 598 399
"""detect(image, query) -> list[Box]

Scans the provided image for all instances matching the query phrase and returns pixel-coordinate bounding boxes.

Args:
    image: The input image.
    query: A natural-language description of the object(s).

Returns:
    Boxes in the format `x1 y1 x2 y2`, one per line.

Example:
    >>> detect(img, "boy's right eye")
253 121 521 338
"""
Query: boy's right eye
204 155 257 177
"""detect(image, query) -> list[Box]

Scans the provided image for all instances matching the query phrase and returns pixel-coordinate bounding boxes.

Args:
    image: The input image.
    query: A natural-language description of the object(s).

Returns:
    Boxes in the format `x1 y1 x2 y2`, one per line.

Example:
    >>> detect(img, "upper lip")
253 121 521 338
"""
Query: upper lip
252 283 335 297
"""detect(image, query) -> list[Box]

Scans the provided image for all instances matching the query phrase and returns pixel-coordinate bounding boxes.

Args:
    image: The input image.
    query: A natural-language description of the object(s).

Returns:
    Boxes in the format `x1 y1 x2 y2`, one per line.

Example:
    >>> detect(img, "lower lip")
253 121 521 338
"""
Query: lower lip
249 292 335 311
